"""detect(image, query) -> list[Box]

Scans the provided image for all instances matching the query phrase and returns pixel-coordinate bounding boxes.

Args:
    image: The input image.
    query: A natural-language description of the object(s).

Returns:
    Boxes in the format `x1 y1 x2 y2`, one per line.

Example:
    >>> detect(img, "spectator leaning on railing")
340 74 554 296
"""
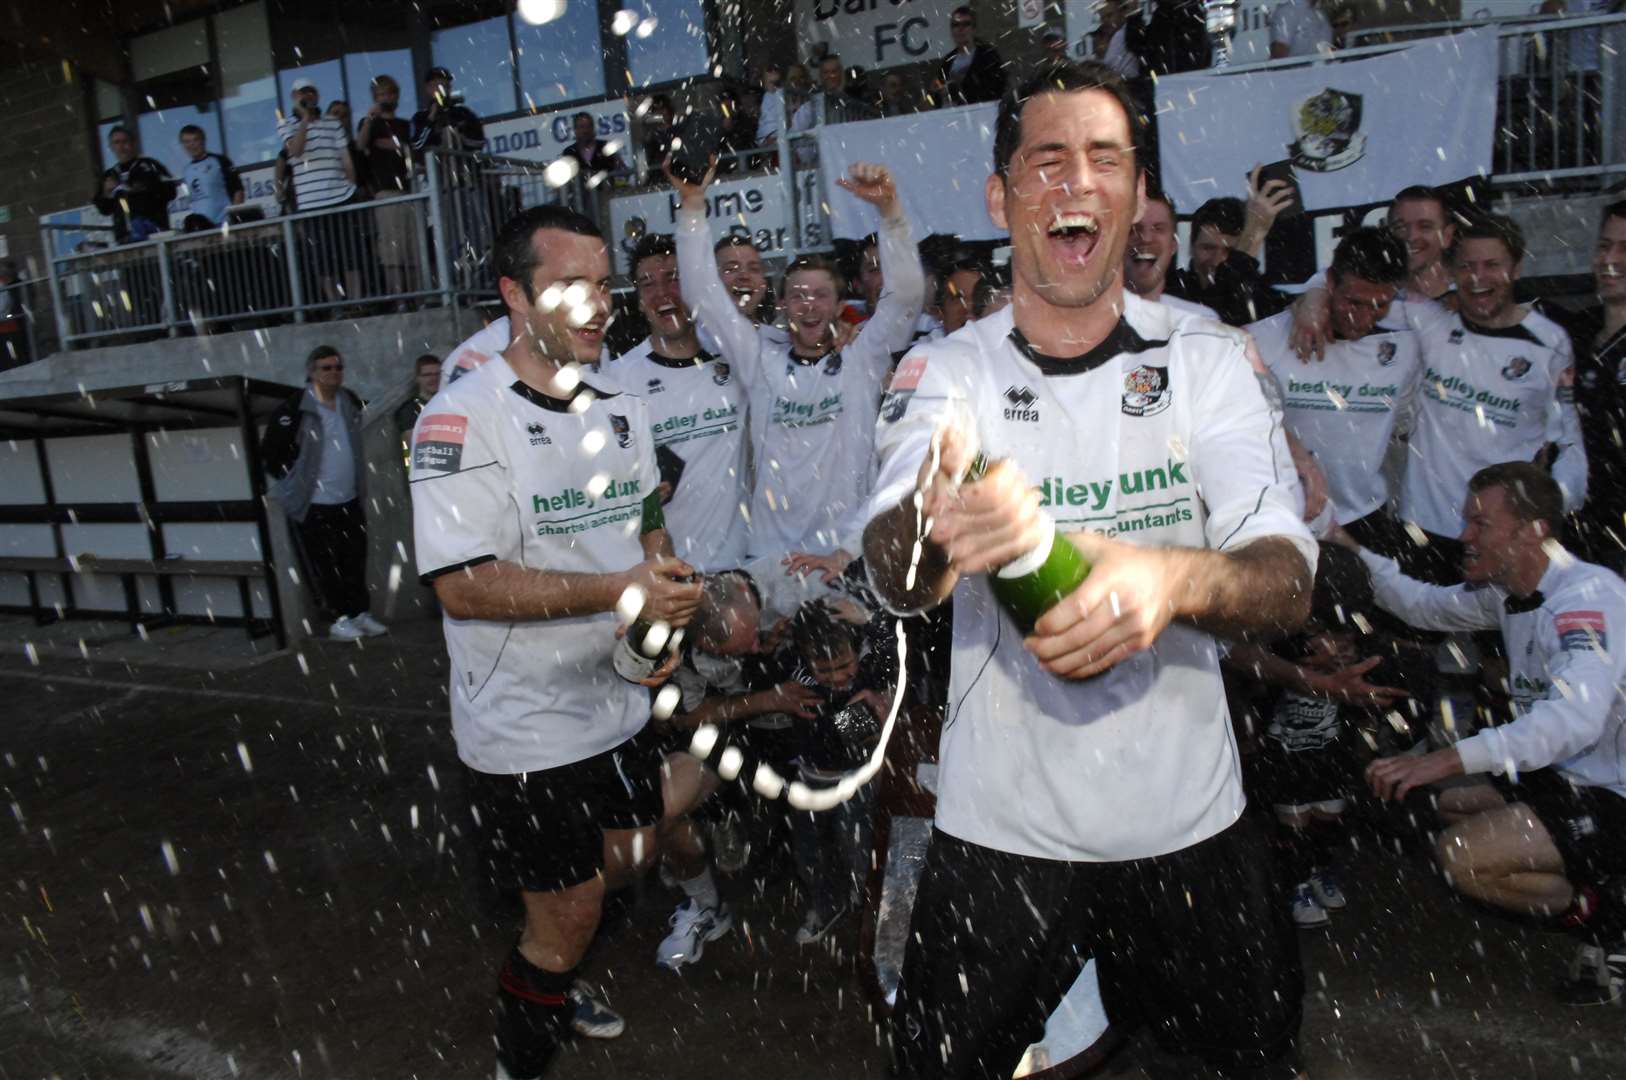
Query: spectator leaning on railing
410 67 485 154
177 124 243 229
93 125 177 244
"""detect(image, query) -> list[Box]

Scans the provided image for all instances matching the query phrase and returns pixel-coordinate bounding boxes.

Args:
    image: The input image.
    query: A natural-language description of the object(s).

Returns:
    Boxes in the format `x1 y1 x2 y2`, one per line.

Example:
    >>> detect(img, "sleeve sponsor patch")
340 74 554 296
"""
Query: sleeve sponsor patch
880 354 928 423
414 413 468 473
1555 609 1607 651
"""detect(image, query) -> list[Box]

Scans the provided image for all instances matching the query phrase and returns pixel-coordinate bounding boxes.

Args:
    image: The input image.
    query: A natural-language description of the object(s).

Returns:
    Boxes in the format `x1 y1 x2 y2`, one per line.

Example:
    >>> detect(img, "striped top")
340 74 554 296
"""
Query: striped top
277 116 356 210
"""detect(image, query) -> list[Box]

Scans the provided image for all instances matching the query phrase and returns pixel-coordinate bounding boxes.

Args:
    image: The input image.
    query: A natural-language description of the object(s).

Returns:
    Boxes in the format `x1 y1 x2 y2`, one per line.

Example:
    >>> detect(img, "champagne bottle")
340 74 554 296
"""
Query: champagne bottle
612 618 686 683
964 454 1092 634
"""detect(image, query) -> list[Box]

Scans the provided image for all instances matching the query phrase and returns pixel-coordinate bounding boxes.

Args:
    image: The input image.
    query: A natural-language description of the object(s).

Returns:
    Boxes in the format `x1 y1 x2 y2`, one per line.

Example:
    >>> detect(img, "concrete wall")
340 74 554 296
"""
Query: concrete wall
0 45 100 359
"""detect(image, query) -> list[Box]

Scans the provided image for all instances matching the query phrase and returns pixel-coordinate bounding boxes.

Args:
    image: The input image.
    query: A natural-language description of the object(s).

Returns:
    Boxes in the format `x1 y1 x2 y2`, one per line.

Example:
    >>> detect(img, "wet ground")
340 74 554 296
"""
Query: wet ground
1 616 1622 1080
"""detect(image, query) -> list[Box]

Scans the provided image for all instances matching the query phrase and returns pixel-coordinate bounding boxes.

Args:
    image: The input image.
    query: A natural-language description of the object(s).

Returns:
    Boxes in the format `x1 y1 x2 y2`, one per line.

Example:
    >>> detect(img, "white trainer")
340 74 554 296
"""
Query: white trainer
1290 882 1330 929
353 612 388 636
656 900 733 970
329 615 365 642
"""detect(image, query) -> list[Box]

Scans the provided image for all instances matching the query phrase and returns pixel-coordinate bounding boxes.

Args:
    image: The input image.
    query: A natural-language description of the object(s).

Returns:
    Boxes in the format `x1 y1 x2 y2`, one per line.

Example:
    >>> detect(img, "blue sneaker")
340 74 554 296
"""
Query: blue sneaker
1309 867 1347 911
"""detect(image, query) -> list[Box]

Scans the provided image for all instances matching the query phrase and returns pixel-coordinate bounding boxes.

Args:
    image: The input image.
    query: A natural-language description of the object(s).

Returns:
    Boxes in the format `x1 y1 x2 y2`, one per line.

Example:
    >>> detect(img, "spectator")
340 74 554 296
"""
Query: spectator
561 112 624 179
358 75 417 299
936 6 1007 106
1094 0 1144 79
1388 185 1459 306
1164 166 1296 325
1128 0 1212 75
714 90 758 174
754 64 787 157
639 94 677 177
1552 202 1626 571
93 125 176 244
793 55 879 127
177 124 243 229
784 62 814 120
1123 192 1218 318
410 67 485 153
261 345 386 642
326 100 368 192
394 353 441 455
935 256 985 336
1042 26 1070 63
878 72 917 117
1270 0 1336 58
1337 463 1626 1005
279 79 358 212
0 260 31 369
785 600 895 944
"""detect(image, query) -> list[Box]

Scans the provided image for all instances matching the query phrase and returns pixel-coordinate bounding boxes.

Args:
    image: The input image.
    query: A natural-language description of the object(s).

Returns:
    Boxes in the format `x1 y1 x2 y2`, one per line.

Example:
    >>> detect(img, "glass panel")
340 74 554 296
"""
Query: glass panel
622 0 711 88
514 2 605 109
130 22 211 81
93 80 124 121
430 15 517 119
344 50 420 118
216 2 281 166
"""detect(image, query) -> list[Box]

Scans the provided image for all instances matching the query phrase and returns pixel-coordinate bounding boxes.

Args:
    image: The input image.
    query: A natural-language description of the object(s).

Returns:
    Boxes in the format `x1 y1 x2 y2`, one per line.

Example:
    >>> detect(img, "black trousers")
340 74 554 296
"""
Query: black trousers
296 499 369 619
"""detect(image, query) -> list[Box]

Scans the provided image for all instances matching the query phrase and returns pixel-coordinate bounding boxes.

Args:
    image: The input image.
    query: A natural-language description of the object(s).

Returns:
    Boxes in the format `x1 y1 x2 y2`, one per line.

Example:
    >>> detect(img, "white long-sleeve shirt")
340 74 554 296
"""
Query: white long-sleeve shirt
1360 548 1626 797
676 206 924 558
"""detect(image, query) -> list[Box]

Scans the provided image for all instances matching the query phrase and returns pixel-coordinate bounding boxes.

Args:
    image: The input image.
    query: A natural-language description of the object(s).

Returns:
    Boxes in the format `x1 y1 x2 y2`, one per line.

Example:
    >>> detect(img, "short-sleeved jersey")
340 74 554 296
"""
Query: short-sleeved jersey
610 338 750 571
867 298 1317 862
1250 309 1423 523
409 353 657 775
677 207 925 558
1401 304 1584 536
1360 549 1626 798
180 153 240 225
1159 293 1219 322
443 317 512 385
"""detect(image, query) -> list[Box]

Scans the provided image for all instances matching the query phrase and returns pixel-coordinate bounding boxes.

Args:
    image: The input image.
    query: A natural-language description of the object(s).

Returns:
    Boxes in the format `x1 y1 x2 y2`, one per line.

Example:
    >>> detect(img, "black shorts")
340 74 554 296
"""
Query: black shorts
891 817 1303 1080
465 729 664 893
1259 734 1357 812
1496 768 1626 882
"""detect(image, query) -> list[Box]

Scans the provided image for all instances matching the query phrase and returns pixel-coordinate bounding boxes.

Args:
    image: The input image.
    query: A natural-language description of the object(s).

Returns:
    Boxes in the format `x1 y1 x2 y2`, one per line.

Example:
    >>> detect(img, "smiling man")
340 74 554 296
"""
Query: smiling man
1330 462 1626 1005
862 61 1314 1080
672 158 924 563
1123 191 1218 319
410 204 702 1080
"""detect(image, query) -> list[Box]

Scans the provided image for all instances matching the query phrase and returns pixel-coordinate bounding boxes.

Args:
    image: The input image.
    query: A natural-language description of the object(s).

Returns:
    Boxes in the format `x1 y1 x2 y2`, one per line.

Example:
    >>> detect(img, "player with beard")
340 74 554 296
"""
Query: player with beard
1124 191 1218 320
864 61 1315 1080
410 205 702 1079
672 158 925 564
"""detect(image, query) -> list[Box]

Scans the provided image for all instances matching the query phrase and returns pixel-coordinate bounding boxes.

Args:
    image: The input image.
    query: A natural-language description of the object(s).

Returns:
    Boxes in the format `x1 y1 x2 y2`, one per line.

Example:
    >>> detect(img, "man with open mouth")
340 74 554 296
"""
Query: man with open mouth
863 60 1316 1080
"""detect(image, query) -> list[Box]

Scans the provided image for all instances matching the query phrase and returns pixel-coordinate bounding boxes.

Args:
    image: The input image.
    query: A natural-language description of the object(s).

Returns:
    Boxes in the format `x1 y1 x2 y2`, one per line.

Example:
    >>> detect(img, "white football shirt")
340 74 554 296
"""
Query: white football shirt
409 352 658 775
1250 309 1423 523
1401 304 1585 536
677 206 925 558
867 297 1316 862
611 338 751 571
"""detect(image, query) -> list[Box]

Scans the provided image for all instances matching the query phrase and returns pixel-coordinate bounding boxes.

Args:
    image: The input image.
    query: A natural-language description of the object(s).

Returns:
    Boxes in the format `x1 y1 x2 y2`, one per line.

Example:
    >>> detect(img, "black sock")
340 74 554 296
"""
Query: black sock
495 948 574 1078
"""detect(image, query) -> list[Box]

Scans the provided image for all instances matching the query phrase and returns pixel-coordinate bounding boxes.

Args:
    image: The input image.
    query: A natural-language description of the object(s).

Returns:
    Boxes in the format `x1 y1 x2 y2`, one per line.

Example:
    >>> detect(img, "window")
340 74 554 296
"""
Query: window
430 14 517 119
216 2 280 166
514 2 605 109
623 0 712 88
130 23 210 82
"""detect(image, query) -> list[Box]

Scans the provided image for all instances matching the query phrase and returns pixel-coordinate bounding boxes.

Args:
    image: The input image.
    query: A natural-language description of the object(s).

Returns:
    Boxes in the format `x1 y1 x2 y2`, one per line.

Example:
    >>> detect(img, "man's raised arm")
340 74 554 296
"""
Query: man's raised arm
669 161 762 372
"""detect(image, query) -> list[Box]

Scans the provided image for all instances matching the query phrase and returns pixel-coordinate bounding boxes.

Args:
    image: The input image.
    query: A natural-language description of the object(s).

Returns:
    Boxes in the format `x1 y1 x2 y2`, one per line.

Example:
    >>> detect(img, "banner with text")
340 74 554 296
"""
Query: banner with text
795 0 956 72
482 99 632 163
607 172 825 276
1155 29 1498 215
818 103 1005 242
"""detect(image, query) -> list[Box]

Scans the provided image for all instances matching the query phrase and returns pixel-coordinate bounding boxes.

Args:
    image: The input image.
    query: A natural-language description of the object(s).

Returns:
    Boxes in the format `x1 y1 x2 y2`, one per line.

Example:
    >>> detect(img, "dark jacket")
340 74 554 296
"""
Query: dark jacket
1128 0 1212 77
93 157 177 243
938 43 1007 106
1165 251 1291 326
562 139 624 176
262 386 367 523
1548 303 1626 568
410 103 486 152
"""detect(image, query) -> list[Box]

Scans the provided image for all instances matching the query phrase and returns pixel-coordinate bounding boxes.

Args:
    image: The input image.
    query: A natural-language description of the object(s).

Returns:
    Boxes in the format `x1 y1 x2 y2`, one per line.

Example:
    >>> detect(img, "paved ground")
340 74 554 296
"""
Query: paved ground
1 617 1622 1080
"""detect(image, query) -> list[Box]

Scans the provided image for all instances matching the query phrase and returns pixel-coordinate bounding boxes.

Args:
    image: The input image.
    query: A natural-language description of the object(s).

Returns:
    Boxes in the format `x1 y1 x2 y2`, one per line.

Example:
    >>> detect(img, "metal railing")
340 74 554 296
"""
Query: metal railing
1226 13 1626 183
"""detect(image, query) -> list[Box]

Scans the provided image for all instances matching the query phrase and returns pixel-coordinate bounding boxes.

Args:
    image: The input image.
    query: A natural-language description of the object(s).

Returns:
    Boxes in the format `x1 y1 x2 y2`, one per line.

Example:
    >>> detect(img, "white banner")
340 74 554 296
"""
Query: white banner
817 103 1006 242
795 0 957 71
483 98 632 163
1155 29 1499 214
606 172 825 275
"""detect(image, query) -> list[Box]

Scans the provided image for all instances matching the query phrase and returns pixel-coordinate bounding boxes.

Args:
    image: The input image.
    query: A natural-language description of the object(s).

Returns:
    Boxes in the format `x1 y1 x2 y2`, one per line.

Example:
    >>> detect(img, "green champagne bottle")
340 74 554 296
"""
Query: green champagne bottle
965 453 1093 634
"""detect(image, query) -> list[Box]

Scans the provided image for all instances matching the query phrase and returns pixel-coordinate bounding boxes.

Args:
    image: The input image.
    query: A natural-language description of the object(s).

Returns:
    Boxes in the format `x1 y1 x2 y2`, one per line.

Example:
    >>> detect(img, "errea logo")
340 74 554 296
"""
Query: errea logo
526 422 551 446
1004 385 1039 422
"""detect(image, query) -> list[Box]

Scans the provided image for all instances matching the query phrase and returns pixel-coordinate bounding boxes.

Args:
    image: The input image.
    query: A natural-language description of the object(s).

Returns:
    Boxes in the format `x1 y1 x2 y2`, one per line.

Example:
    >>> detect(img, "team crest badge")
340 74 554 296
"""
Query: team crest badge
1377 341 1397 366
1501 356 1532 381
712 361 731 386
824 351 844 376
609 413 633 449
1288 88 1367 173
1121 365 1171 417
